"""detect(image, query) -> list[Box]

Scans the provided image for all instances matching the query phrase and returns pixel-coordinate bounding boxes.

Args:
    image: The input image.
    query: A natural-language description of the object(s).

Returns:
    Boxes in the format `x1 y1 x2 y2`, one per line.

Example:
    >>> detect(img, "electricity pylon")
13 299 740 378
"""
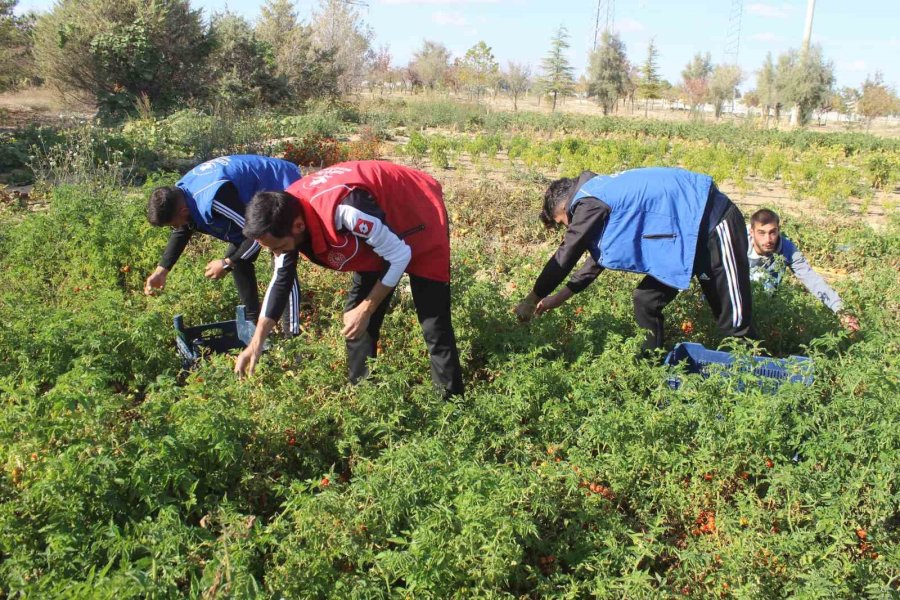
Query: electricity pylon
593 0 615 50
723 0 744 113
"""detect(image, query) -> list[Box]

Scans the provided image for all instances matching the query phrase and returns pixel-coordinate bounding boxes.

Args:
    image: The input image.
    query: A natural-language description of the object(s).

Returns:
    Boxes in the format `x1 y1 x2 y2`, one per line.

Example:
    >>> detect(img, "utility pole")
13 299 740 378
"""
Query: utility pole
790 0 816 125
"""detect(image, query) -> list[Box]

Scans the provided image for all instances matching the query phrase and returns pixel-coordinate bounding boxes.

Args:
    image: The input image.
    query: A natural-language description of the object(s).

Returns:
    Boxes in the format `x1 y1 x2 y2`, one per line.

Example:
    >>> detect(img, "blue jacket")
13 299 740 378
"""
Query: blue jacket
177 155 301 243
570 168 712 290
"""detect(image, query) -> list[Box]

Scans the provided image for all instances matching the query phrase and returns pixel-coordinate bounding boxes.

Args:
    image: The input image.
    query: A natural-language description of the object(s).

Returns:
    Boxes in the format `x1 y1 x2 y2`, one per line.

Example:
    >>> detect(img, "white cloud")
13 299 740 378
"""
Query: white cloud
750 32 781 42
747 3 790 18
615 18 645 34
432 11 467 26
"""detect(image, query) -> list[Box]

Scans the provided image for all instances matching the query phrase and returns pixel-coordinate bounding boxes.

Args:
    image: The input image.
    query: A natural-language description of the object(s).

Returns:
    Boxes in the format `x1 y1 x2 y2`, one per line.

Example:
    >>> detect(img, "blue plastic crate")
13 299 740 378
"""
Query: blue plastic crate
174 305 258 369
664 342 813 393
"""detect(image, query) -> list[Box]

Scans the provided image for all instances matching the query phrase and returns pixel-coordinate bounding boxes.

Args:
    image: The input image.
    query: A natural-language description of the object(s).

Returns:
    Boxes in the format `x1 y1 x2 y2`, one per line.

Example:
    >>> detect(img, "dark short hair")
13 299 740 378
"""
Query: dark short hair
244 191 301 239
540 177 577 227
147 186 182 226
750 208 780 227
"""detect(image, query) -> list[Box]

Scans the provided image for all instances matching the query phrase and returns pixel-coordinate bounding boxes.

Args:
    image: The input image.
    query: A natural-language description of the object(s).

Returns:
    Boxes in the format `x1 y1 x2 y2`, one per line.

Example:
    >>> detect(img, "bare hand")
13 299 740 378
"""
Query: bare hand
235 345 262 378
535 292 569 316
144 267 168 295
514 292 539 322
341 305 371 340
840 312 860 332
205 259 229 280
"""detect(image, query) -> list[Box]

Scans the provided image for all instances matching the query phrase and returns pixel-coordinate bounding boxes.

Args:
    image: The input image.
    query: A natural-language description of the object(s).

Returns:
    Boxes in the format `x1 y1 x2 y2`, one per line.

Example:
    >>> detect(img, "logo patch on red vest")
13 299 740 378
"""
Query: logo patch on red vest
327 250 347 268
353 219 374 236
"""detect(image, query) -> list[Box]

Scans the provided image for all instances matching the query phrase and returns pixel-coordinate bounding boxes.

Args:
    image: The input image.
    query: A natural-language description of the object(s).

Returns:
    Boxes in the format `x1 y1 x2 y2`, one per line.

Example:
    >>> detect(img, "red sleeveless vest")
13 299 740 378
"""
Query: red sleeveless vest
285 161 450 282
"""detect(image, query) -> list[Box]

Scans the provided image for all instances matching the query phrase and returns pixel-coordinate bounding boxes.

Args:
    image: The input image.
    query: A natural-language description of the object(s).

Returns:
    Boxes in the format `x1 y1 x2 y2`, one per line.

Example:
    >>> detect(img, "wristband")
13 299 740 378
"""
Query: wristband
222 259 233 272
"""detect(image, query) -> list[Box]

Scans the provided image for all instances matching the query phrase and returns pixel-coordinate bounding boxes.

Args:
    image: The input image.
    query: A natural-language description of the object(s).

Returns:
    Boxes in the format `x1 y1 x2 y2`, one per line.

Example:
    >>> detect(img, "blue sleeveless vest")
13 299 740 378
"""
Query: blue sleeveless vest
570 168 712 290
176 155 302 243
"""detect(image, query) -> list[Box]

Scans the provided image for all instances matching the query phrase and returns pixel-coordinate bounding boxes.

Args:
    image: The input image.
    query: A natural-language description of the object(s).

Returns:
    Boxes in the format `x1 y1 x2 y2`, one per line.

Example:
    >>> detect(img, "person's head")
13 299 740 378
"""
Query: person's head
540 176 578 227
244 191 307 254
147 186 190 227
749 208 781 255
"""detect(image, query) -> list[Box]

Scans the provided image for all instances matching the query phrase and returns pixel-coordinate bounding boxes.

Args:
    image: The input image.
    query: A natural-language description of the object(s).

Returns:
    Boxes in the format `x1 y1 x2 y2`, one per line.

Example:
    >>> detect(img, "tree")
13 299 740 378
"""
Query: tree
756 53 779 123
537 25 575 111
368 44 393 94
774 45 834 126
504 61 531 111
586 31 629 116
309 0 373 94
286 27 343 103
458 41 499 101
33 0 212 117
815 91 841 125
206 12 286 111
0 0 37 91
709 64 742 119
742 89 760 118
838 86 860 122
255 0 297 50
409 40 451 92
681 52 712 116
662 81 680 109
638 38 661 117
857 72 897 130
255 1 340 104
624 65 639 112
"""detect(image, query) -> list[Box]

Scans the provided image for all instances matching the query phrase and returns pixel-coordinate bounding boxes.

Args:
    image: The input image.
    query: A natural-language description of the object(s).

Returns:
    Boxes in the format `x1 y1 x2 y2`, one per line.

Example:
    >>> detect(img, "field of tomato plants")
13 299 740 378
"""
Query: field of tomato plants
1 103 899 597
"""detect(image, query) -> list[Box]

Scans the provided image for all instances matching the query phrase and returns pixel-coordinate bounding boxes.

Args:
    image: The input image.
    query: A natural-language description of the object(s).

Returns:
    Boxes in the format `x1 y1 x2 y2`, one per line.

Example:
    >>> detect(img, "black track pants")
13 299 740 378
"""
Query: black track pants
695 202 756 340
227 242 261 323
633 200 755 353
344 271 464 397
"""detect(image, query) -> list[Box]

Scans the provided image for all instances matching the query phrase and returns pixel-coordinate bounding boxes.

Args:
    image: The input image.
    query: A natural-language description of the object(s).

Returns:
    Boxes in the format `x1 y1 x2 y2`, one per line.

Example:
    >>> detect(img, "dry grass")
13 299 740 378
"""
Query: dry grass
359 90 900 139
0 86 95 128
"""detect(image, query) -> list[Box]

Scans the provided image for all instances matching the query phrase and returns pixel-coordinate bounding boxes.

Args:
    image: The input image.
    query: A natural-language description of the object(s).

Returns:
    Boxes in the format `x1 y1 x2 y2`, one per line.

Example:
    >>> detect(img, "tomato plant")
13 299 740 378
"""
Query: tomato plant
0 100 897 598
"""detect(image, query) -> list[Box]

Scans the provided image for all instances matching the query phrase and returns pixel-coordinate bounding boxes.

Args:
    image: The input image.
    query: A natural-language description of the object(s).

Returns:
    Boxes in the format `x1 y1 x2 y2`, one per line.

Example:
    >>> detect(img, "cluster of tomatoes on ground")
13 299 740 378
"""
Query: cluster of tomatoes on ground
693 510 717 536
561 455 616 502
282 427 352 490
855 528 878 560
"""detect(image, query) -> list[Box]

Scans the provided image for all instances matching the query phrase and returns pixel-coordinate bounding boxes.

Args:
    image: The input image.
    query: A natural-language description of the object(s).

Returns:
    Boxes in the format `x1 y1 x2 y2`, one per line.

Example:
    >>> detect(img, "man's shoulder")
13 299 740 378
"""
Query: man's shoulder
779 234 798 256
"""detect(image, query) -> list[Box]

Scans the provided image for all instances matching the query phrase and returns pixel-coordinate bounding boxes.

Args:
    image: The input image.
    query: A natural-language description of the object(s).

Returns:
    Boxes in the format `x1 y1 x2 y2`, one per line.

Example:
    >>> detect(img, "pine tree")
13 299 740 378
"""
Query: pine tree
638 38 661 116
586 31 629 116
255 0 297 51
538 25 575 111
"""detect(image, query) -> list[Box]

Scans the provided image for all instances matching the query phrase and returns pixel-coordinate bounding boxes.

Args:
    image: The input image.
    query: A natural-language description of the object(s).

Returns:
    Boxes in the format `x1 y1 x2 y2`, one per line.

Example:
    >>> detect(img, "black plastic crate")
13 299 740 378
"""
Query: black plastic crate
174 305 257 369
664 342 813 393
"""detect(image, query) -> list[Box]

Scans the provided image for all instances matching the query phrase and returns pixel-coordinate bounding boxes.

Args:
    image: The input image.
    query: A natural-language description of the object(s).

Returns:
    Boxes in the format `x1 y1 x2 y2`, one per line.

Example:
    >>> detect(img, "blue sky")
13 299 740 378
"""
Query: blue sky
15 0 899 91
